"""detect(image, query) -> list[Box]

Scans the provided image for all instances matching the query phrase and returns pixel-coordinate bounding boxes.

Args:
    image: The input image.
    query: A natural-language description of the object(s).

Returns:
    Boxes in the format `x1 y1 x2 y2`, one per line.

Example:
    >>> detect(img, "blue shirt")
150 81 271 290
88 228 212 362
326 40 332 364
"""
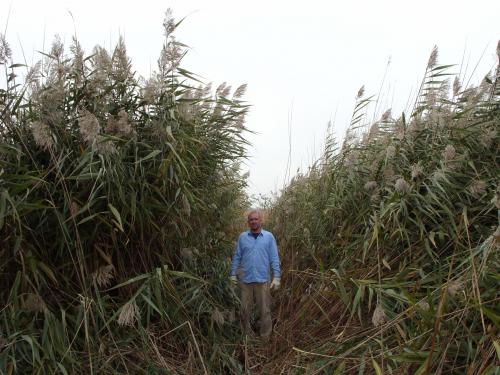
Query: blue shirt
230 229 281 283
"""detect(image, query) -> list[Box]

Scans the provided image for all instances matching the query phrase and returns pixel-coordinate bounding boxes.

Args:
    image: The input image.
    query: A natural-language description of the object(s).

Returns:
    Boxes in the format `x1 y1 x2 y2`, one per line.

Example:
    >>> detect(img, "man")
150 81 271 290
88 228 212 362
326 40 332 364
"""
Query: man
230 210 281 339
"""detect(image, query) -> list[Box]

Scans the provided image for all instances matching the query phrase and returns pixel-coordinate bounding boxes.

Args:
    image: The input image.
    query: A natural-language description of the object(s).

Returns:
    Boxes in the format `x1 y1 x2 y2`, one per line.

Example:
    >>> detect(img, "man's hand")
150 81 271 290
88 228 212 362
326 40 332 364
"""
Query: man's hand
229 275 238 286
270 278 281 290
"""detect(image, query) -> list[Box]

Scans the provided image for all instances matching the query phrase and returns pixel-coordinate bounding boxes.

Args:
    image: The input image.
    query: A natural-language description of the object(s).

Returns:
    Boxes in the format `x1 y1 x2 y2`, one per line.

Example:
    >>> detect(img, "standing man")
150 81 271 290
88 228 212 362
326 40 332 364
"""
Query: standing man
230 210 281 339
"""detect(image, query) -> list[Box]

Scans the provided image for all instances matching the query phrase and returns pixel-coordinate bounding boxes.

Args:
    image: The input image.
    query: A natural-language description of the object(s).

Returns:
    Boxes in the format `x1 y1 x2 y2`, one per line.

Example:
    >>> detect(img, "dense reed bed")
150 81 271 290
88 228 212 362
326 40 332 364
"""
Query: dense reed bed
260 45 499 374
1 9 499 374
0 11 250 374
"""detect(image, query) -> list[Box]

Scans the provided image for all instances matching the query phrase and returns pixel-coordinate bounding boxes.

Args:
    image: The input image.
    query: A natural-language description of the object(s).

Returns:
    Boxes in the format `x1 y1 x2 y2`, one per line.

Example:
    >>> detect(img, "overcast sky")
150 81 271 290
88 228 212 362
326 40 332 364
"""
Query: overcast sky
2 0 499 198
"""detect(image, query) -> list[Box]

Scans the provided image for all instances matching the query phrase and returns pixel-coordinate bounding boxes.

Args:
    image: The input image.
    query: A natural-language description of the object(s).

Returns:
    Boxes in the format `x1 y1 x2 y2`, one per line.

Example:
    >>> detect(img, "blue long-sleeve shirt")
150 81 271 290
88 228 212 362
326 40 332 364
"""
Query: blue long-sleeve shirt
230 229 281 283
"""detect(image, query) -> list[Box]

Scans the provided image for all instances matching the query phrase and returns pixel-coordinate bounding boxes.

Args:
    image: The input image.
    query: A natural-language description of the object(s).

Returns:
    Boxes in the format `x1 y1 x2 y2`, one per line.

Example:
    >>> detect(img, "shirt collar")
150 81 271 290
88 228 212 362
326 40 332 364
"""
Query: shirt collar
247 230 263 237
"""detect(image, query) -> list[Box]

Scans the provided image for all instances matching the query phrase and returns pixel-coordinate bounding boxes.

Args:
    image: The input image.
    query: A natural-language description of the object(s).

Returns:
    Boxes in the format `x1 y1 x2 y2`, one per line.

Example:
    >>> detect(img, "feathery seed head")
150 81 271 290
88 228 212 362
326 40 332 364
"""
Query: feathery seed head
70 37 85 81
442 144 456 162
447 280 463 297
234 112 246 129
411 163 424 180
193 84 205 100
439 79 450 97
0 33 11 64
182 194 191 217
79 110 100 144
142 79 159 104
468 180 486 198
383 166 395 182
432 169 446 182
370 158 381 174
31 121 54 150
233 84 247 99
395 178 411 195
216 82 230 98
96 136 117 155
427 46 438 69
356 85 365 99
381 109 392 122
426 90 438 107
117 109 132 135
364 181 378 192
159 36 184 72
92 46 112 86
211 308 225 327
25 61 42 84
50 35 64 60
366 122 379 142
372 305 386 327
92 265 115 287
163 8 176 38
345 151 358 168
394 122 405 141
386 145 396 159
371 190 381 203
118 301 140 326
37 85 66 113
70 36 84 59
105 117 118 134
112 37 132 82
202 82 212 97
53 61 71 81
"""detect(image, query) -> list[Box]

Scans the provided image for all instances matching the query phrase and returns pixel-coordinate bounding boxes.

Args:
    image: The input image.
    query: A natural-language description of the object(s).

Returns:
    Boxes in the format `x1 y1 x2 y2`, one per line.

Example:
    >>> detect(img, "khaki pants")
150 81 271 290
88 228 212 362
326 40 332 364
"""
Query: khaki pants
239 282 272 337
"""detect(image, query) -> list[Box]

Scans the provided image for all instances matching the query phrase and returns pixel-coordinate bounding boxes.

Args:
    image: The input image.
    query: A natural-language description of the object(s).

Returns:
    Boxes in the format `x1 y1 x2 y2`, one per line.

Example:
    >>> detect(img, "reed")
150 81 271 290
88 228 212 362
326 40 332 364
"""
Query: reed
0 10 249 374
263 43 500 374
1 8 499 374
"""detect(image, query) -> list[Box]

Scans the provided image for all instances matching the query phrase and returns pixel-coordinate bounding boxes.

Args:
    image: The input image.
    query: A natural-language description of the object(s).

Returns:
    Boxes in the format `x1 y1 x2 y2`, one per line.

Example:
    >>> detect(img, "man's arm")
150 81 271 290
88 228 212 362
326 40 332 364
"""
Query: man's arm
268 234 281 279
230 236 242 277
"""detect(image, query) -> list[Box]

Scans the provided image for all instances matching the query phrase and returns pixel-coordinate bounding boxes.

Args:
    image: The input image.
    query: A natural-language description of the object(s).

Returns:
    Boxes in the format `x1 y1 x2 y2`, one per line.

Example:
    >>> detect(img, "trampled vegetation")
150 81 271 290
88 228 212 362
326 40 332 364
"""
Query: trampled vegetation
1 9 499 375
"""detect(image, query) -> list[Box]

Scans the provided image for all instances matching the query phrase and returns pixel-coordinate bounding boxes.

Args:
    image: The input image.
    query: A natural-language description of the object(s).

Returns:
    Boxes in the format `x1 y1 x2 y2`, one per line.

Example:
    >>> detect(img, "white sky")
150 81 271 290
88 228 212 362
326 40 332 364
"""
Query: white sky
2 0 499 198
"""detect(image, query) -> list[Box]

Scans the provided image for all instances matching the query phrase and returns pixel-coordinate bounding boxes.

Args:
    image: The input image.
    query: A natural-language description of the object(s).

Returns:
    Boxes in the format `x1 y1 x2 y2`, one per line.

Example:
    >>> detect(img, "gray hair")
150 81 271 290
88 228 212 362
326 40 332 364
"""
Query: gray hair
247 209 262 219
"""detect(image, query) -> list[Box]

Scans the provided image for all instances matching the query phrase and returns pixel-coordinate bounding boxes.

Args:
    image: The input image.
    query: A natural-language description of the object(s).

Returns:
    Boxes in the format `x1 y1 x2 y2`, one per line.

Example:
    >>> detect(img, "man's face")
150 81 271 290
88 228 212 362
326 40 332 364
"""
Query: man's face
247 213 262 232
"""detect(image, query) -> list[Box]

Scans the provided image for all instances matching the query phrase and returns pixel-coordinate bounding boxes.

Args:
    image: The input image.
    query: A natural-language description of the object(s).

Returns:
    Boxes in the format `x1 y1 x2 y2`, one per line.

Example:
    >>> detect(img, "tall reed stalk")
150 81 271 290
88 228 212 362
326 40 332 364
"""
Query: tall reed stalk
0 10 249 374
263 44 500 374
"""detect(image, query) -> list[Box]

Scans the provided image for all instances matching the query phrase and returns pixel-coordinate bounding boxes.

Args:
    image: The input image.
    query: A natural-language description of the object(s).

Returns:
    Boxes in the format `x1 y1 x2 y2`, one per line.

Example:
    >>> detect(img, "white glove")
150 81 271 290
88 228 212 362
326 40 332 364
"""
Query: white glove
270 278 281 290
229 275 238 285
